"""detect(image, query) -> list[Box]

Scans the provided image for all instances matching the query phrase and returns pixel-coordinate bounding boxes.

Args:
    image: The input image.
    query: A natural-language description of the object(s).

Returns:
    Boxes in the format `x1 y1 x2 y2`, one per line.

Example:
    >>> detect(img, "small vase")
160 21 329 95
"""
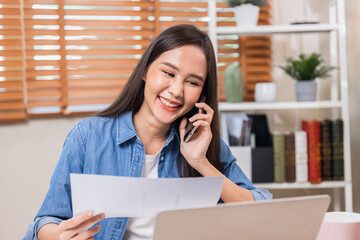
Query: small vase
224 62 243 103
295 80 317 101
233 4 260 27
255 82 277 102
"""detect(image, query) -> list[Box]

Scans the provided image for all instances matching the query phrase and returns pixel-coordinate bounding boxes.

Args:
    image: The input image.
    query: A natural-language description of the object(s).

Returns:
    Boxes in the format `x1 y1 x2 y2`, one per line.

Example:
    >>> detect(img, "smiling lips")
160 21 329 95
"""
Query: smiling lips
158 96 182 111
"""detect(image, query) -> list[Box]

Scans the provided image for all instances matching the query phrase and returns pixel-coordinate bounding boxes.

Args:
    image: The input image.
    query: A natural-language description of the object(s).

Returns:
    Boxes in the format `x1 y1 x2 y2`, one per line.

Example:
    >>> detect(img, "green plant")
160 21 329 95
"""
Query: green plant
279 53 335 81
226 0 267 7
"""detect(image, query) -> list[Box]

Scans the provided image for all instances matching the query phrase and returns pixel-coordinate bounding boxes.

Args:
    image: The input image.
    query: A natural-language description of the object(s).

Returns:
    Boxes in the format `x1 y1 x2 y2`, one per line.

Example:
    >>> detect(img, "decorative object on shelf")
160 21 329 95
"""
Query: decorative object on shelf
254 82 277 102
302 120 322 184
224 62 244 103
226 0 267 27
279 53 335 101
272 132 285 183
332 119 344 180
319 212 360 240
291 0 320 25
295 131 308 183
321 119 333 181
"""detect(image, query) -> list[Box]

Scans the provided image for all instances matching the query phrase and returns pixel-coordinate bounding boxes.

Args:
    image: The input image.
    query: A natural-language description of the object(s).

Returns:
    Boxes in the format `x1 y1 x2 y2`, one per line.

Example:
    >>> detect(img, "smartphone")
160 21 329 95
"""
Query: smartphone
183 96 206 143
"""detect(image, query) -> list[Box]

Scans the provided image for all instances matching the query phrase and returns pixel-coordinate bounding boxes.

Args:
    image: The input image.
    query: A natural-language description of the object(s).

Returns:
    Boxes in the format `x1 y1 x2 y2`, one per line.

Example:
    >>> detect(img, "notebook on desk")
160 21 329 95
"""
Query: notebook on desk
153 195 330 240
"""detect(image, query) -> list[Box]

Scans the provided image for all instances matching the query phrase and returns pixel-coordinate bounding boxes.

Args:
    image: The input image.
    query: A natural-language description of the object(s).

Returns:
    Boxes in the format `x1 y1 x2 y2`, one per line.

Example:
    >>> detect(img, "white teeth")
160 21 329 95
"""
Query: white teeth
159 97 180 108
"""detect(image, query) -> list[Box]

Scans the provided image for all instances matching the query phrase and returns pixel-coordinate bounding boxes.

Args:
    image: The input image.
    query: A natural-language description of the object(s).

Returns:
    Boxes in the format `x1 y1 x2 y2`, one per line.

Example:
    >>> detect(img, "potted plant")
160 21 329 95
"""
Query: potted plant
280 53 335 101
226 0 267 27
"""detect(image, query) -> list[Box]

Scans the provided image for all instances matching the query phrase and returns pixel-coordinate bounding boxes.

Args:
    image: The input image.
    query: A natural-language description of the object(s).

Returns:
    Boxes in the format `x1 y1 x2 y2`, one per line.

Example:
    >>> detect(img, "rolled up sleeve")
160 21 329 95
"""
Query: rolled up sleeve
249 188 273 201
23 216 62 240
23 122 87 239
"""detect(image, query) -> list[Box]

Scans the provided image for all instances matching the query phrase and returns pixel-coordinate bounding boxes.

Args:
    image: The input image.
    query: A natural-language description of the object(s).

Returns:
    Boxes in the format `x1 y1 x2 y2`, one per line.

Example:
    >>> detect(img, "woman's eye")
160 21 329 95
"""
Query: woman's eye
162 70 174 77
187 80 200 87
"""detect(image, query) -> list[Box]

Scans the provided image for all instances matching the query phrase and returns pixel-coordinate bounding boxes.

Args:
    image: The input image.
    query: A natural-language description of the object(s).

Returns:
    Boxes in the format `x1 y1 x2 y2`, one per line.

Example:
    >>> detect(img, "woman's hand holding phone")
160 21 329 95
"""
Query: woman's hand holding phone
179 102 214 172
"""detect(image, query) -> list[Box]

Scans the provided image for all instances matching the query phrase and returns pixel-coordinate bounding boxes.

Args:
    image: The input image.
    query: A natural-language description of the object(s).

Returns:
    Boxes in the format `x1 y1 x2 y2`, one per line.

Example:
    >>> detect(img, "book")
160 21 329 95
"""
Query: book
295 131 308 183
251 147 274 183
332 119 344 180
220 113 230 145
272 132 286 183
302 120 322 183
284 132 296 183
248 114 272 147
321 120 333 180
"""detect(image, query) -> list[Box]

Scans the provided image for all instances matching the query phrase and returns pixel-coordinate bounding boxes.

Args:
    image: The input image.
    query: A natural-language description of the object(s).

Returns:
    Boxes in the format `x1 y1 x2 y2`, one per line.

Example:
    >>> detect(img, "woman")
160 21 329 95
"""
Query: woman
24 24 272 240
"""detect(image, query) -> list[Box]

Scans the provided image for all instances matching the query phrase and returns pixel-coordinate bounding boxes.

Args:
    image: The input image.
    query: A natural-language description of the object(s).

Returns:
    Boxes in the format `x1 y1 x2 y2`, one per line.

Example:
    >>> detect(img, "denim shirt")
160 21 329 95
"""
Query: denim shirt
23 111 272 240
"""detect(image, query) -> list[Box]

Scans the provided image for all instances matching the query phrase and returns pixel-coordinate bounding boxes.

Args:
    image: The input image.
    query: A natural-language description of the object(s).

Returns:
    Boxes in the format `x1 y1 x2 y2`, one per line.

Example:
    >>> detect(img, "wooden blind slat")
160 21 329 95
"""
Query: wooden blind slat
64 20 154 28
0 101 25 111
69 88 121 98
27 80 61 88
0 19 21 25
27 100 62 108
67 59 139 66
0 81 24 88
0 111 27 122
26 60 61 67
159 2 207 8
65 39 151 46
63 9 153 17
64 29 154 37
26 70 60 78
67 68 133 76
66 49 145 56
0 71 25 78
160 11 208 18
62 0 153 8
160 21 208 27
68 78 127 88
0 92 25 101
27 89 62 98
68 98 114 106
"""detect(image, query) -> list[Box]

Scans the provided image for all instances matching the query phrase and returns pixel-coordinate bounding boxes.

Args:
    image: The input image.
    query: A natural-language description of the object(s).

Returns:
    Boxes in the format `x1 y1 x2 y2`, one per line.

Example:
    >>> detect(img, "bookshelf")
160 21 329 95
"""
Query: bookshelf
219 101 342 111
208 0 353 211
255 181 349 190
214 24 339 35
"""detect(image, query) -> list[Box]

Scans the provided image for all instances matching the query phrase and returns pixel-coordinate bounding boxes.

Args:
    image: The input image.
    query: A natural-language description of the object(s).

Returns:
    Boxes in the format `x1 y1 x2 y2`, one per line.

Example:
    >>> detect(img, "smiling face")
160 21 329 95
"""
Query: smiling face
139 45 207 126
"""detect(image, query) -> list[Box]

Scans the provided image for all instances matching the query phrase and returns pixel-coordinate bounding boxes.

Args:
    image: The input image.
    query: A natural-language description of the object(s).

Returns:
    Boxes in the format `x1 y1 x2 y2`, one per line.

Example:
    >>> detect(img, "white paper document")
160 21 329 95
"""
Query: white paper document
70 174 224 218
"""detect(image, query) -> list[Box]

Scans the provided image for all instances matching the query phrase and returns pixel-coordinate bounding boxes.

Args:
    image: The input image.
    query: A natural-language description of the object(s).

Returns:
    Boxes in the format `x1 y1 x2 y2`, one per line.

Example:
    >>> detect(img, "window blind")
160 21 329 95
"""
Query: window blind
0 0 27 121
0 0 272 122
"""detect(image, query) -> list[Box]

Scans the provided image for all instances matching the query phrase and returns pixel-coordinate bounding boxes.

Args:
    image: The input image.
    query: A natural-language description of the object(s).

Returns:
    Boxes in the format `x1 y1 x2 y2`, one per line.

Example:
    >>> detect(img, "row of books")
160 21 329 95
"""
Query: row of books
273 119 344 183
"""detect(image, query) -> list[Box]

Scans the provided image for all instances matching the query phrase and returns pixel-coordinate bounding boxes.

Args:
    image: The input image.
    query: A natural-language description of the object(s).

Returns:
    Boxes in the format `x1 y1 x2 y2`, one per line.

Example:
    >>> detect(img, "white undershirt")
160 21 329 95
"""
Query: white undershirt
123 153 159 240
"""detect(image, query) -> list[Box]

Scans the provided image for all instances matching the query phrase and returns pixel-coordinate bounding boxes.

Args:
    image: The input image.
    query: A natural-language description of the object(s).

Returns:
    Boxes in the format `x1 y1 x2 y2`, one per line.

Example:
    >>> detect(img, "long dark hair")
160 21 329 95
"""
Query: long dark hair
97 24 220 177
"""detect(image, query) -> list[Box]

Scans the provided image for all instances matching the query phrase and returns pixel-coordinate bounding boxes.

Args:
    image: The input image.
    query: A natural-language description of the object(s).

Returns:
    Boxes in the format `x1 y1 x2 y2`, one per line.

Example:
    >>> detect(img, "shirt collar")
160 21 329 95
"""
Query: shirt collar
116 111 180 145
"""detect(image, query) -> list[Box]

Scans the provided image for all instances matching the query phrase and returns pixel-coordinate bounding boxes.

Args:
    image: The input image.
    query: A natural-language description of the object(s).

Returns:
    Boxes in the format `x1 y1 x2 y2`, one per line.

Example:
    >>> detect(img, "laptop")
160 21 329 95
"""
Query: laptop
153 195 330 240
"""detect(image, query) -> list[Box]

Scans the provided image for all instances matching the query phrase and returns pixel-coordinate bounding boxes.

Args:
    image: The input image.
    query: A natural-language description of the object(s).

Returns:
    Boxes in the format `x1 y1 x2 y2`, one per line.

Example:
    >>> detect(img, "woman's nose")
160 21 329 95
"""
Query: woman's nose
168 79 184 98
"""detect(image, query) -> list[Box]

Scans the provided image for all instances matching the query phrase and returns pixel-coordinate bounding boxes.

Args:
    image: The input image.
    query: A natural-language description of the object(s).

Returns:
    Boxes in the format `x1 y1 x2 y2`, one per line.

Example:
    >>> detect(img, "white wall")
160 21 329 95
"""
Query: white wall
1 1 359 239
0 117 83 239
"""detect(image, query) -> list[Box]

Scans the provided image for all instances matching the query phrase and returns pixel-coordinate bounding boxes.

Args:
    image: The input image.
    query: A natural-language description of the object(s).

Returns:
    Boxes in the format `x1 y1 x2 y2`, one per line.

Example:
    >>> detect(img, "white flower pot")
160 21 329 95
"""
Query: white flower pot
233 4 260 27
295 80 317 101
255 82 277 102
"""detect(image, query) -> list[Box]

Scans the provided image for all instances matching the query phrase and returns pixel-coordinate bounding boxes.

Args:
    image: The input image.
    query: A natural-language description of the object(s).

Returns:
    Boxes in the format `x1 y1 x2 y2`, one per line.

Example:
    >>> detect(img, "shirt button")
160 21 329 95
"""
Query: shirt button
160 156 164 161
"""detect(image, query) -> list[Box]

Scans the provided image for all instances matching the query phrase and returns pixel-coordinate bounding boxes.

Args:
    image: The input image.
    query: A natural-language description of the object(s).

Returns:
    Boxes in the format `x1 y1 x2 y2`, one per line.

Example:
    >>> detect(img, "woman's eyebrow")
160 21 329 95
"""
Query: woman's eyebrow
161 62 204 82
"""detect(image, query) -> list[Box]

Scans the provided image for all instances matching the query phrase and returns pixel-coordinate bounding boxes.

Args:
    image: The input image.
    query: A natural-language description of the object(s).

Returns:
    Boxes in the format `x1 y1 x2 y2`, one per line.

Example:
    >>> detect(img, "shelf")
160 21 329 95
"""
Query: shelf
215 24 339 36
218 101 342 111
255 181 349 189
